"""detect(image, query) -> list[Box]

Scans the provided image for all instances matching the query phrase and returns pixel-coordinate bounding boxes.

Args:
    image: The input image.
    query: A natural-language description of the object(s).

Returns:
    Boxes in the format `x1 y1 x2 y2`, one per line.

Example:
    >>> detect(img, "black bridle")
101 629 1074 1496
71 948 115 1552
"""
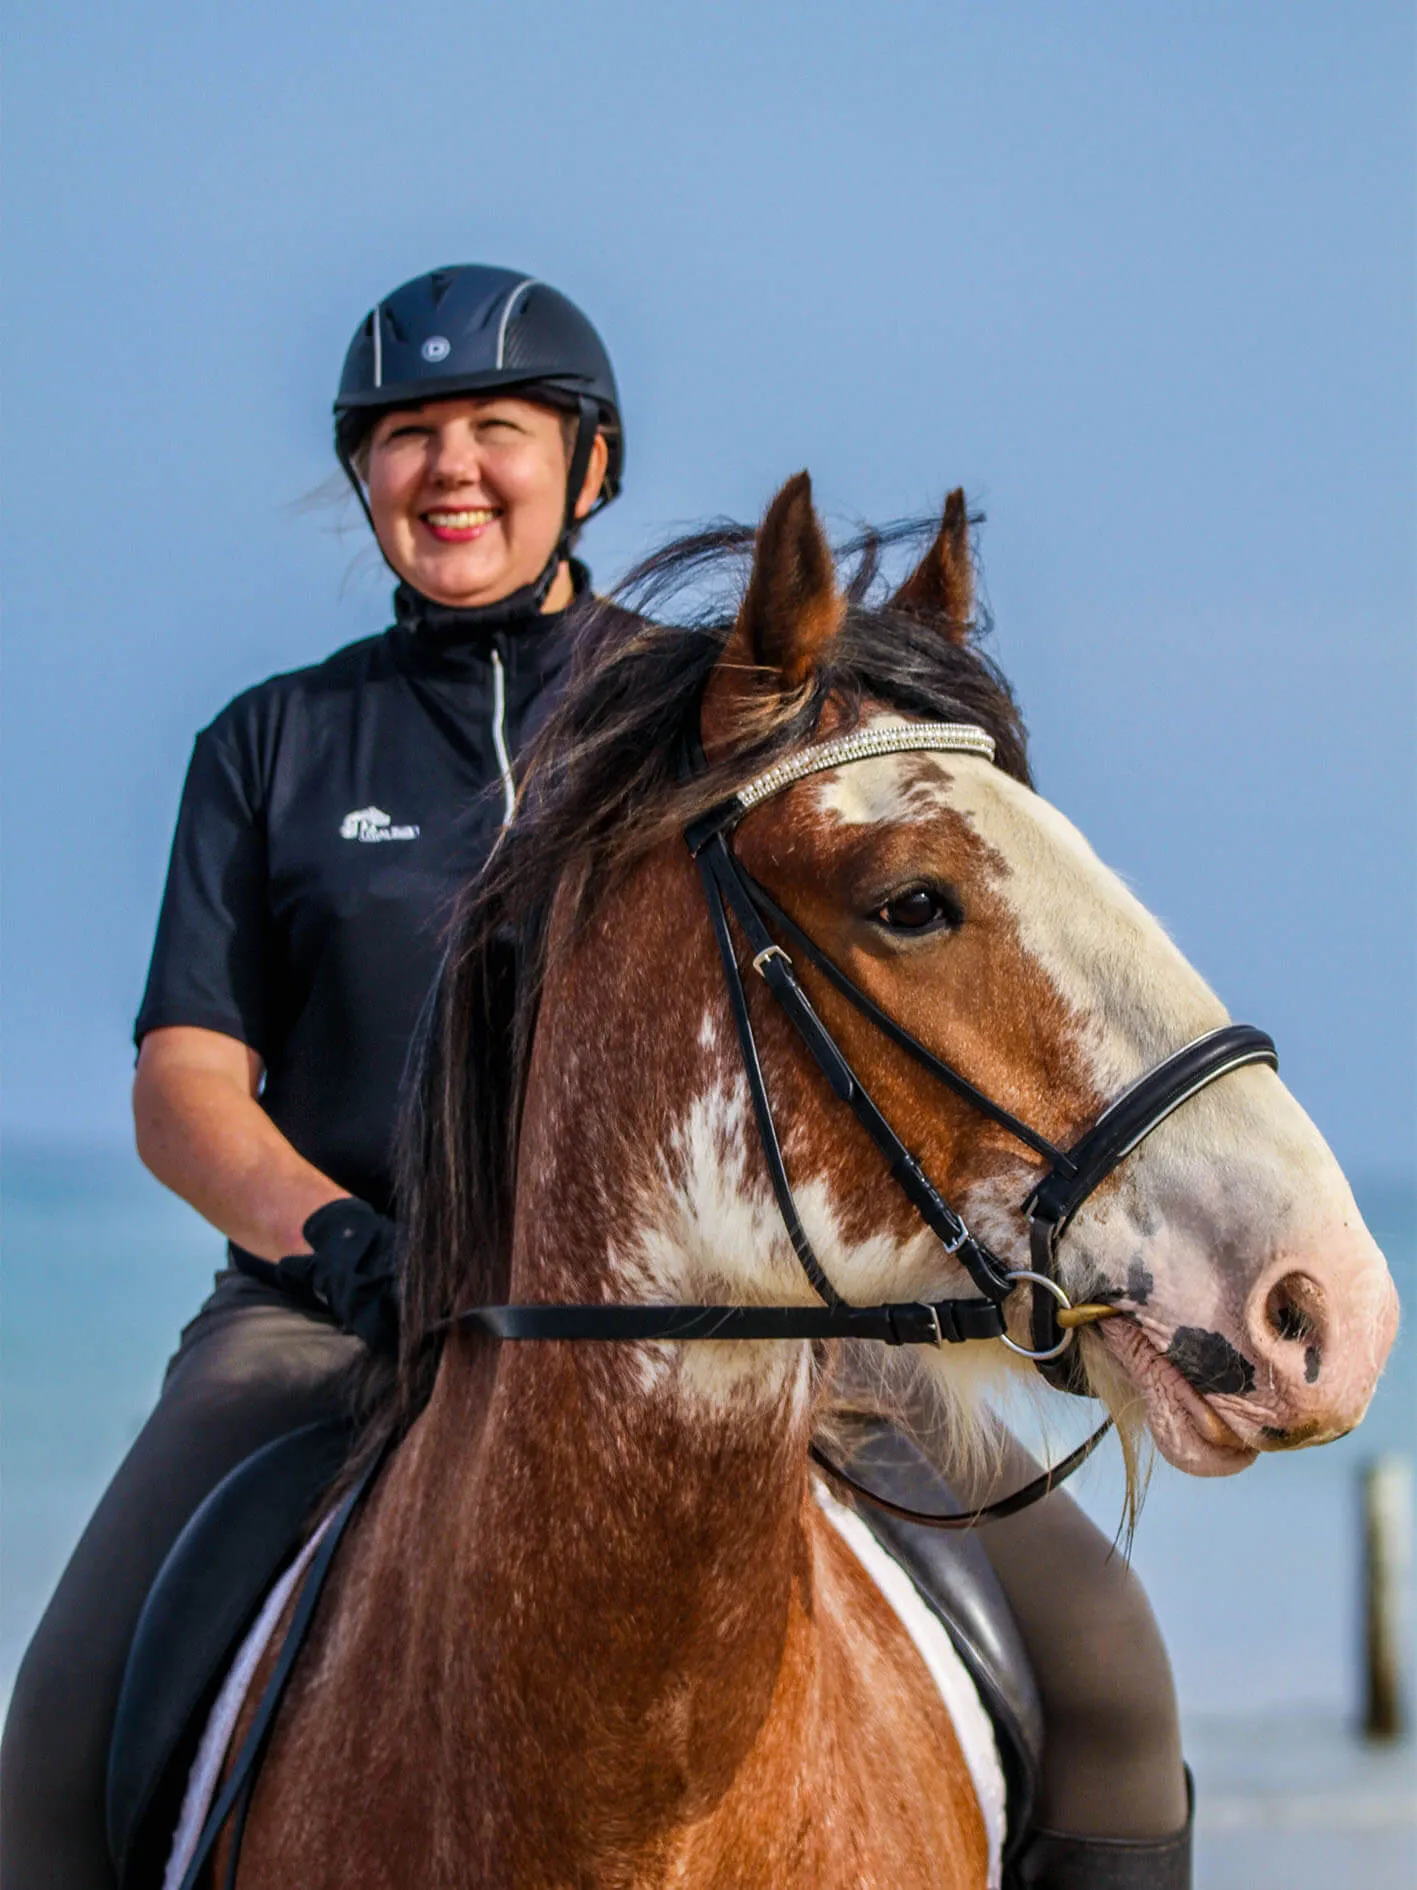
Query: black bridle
459 720 1278 1525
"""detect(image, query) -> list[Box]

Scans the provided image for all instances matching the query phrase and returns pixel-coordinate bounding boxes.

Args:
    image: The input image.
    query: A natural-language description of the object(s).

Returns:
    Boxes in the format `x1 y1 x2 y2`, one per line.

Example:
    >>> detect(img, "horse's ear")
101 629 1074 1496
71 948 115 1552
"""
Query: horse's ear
889 488 974 644
726 472 845 690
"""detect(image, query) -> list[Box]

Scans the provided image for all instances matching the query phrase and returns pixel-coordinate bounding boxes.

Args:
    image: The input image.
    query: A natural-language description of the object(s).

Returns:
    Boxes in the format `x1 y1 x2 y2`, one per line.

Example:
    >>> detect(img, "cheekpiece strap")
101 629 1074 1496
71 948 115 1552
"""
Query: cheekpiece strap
695 829 1014 1303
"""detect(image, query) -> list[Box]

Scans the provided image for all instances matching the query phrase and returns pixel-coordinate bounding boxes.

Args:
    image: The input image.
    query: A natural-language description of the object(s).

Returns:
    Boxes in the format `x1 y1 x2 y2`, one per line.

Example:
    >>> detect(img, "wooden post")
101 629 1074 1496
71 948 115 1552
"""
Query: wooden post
1362 1456 1410 1742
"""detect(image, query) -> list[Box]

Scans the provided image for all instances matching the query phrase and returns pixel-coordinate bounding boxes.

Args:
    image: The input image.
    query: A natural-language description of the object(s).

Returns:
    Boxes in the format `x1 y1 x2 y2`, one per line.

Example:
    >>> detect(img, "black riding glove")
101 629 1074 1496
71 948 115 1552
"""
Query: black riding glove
280 1198 400 1355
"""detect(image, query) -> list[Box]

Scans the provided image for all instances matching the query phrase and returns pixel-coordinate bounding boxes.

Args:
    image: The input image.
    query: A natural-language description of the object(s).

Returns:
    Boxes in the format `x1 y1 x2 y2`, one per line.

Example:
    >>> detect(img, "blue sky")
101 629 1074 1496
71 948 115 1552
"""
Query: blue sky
3 1 1413 1175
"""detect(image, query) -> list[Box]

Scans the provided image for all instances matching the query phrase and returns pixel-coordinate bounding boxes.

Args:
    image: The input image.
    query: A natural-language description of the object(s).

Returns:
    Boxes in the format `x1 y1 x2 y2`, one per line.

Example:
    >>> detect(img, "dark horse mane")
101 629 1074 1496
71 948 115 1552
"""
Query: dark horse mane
366 518 1033 1451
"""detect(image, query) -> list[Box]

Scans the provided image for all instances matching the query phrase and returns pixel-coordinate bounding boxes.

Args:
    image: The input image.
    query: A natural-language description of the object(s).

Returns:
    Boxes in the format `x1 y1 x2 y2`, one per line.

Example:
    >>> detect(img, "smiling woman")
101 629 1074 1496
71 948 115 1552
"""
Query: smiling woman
0 263 626 1890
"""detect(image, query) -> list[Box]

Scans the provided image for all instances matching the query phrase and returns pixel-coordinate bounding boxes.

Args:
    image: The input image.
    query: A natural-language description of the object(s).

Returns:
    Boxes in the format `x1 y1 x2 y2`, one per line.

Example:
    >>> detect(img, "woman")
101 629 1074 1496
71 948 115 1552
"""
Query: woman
0 263 619 1888
0 264 1189 1890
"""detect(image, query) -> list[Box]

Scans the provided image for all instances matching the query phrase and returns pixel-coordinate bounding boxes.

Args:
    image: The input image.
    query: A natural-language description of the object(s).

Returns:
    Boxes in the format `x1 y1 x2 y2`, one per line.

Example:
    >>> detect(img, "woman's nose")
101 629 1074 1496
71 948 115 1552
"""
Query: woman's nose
426 429 480 486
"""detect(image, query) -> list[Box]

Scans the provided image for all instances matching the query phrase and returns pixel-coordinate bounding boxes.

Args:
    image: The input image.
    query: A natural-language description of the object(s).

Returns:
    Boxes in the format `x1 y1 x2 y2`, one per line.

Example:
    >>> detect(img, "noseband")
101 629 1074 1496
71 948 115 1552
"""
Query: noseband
460 719 1277 1523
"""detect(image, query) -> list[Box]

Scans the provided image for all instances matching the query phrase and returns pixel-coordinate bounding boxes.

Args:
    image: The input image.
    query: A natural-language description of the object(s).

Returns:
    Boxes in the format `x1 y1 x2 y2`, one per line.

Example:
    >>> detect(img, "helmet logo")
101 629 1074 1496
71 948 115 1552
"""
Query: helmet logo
421 336 451 363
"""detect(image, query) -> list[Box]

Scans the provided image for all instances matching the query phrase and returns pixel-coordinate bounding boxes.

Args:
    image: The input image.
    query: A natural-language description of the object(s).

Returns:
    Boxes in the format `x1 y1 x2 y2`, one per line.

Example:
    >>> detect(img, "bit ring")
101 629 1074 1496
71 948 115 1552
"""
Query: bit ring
998 1268 1075 1362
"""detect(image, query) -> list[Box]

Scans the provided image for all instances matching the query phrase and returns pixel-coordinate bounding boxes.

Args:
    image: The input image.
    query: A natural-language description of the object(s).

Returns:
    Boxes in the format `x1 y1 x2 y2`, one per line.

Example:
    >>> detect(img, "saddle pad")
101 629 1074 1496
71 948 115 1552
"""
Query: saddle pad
815 1481 1006 1888
162 1510 335 1890
109 1418 354 1884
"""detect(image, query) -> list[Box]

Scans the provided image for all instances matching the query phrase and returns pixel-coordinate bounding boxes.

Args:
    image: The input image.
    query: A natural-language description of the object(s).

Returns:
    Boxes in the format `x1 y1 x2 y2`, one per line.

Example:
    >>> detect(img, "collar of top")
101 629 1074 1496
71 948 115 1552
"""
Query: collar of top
391 559 589 668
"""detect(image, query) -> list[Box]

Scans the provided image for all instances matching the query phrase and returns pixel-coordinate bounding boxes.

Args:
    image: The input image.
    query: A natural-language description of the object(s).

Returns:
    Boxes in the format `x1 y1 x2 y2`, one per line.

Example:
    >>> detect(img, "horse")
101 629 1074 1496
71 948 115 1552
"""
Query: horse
197 474 1396 1888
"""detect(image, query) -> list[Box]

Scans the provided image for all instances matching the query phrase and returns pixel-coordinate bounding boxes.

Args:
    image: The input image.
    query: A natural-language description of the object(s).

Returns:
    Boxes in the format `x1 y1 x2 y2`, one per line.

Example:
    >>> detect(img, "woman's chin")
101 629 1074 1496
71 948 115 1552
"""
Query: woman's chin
403 543 522 609
1101 1319 1259 1478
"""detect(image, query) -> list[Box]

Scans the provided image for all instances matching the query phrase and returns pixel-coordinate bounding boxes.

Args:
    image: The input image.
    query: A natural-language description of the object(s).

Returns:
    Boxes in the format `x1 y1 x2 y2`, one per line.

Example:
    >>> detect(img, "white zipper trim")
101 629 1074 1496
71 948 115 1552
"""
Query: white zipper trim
489 648 515 827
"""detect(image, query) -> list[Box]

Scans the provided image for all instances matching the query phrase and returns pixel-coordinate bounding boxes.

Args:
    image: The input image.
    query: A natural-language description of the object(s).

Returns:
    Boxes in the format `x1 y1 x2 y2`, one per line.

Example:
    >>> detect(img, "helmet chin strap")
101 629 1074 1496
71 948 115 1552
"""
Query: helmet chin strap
337 394 600 628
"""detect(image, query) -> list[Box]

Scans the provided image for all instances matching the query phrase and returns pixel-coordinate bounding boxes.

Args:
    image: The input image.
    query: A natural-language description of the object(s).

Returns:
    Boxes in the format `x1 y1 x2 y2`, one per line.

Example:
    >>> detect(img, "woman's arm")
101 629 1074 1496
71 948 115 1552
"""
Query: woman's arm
133 1025 348 1261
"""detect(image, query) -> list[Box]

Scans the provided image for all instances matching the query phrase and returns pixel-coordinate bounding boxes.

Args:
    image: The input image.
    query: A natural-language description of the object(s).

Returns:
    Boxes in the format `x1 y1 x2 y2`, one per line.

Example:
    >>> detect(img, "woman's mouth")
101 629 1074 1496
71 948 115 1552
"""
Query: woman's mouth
421 508 499 543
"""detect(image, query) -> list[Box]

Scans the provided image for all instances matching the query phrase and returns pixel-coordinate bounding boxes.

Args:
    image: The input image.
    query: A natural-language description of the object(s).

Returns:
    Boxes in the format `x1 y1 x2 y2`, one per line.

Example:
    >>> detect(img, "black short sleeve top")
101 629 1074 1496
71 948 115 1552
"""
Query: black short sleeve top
135 588 581 1214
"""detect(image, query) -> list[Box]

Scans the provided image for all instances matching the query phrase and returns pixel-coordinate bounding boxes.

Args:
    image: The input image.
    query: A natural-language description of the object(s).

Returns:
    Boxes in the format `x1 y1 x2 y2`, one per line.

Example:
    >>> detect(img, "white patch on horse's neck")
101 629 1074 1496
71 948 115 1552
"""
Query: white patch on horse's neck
610 1048 960 1411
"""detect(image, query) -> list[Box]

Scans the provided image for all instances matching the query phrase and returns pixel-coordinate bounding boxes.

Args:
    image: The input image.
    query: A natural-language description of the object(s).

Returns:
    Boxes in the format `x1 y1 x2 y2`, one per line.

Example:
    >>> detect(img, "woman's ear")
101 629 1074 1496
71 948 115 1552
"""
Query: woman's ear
889 487 975 644
572 431 611 521
722 471 845 689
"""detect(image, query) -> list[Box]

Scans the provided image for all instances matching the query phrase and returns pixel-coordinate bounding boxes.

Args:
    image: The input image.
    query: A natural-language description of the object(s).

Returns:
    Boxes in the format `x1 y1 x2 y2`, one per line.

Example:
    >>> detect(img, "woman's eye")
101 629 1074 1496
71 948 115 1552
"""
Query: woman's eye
873 887 961 933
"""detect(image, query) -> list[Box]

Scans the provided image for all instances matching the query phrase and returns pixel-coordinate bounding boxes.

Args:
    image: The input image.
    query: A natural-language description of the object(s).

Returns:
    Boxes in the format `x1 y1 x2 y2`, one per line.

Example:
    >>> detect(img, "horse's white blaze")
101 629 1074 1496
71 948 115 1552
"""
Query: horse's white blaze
812 731 958 832
814 729 1393 1455
820 742 1225 1087
930 759 1385 1384
814 1482 1006 1888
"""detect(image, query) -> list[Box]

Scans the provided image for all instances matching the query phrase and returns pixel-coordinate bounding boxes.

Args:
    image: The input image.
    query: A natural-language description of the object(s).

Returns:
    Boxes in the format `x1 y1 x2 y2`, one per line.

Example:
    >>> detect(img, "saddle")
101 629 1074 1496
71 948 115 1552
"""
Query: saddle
106 1418 353 1889
106 1419 1042 1886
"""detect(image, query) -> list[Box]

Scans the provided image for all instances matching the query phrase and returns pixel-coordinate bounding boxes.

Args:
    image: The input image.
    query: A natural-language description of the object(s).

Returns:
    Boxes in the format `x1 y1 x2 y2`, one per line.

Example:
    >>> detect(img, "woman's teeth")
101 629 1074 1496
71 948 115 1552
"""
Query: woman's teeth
424 508 497 528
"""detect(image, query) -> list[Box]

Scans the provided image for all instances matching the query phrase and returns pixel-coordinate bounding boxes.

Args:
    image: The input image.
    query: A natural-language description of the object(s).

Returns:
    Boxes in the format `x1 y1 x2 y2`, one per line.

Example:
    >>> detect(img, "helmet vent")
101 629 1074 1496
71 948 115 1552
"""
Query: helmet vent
495 278 539 370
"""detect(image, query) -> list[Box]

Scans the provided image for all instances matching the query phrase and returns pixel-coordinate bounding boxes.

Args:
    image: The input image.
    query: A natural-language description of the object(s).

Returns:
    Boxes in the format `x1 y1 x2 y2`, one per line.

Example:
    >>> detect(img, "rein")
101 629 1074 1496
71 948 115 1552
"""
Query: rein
456 719 1278 1526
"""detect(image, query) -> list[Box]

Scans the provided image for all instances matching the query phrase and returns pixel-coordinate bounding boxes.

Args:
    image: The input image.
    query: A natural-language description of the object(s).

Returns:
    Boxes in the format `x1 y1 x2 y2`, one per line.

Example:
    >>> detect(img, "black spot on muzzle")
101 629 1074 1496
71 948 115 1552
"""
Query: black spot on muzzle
1125 1257 1155 1305
1166 1327 1256 1398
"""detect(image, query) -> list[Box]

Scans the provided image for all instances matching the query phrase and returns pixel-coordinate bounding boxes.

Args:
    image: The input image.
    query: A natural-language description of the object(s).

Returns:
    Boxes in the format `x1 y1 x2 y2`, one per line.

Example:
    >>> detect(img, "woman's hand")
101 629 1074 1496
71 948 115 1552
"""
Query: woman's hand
280 1199 399 1354
133 1025 349 1261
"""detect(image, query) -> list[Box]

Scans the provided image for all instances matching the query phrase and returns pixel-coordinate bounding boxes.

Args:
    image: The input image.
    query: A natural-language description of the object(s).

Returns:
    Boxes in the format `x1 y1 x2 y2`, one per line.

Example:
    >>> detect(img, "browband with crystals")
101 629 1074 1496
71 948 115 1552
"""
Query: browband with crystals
733 722 996 812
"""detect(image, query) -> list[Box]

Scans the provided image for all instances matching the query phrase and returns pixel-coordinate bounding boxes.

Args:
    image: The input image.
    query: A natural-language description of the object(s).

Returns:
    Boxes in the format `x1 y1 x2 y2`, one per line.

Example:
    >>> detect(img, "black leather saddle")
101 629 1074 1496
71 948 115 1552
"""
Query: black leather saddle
106 1418 353 1889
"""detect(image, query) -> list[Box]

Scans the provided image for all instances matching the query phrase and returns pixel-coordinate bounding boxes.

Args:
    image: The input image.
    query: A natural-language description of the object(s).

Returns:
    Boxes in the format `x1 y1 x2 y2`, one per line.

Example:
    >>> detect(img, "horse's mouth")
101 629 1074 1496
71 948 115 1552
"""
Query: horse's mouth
1098 1318 1259 1478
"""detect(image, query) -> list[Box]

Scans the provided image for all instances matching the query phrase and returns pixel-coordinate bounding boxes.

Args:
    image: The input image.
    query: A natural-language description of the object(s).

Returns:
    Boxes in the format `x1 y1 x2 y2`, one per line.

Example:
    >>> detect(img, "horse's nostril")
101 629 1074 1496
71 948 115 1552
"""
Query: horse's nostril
1265 1273 1321 1350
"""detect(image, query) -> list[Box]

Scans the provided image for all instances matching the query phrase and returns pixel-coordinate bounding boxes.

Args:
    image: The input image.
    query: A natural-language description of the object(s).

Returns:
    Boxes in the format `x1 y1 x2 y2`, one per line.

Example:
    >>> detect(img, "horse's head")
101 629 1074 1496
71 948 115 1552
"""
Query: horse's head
686 472 1397 1477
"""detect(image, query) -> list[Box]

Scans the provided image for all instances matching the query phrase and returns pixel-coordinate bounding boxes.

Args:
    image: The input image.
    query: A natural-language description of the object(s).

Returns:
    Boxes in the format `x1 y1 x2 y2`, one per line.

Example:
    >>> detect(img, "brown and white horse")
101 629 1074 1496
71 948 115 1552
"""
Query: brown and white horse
207 476 1396 1888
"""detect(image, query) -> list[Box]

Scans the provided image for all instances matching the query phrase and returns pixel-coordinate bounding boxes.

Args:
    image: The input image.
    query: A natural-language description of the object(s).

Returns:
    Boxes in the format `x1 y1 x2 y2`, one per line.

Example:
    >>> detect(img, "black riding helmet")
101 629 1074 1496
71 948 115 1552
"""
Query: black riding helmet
334 264 623 607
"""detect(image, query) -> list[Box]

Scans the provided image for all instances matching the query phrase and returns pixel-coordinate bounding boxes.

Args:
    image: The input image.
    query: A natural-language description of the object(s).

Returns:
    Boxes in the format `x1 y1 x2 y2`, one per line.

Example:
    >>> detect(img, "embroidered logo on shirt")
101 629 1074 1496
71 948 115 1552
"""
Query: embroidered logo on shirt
339 806 420 843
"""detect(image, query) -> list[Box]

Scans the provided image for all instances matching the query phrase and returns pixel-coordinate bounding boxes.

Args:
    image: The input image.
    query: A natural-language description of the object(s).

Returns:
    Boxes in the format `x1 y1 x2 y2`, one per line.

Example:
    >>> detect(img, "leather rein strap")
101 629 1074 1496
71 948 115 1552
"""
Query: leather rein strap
457 719 1279 1525
465 1297 1005 1347
809 1419 1113 1531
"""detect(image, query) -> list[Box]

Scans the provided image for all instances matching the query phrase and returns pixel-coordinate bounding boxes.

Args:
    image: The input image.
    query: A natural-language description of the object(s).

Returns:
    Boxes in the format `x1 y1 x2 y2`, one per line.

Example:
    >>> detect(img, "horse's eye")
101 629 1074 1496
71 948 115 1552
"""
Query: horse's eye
873 886 961 933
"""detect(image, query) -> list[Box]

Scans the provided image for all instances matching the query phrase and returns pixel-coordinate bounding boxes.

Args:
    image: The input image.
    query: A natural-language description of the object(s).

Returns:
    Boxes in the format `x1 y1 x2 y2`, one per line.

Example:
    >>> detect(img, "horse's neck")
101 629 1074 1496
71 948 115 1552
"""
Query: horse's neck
410 1240 817 1850
405 871 824 1832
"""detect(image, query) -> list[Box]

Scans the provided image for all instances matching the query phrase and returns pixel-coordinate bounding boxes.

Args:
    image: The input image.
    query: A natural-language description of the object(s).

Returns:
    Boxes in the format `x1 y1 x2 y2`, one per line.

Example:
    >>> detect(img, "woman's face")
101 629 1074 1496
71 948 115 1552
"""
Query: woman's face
364 395 606 608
